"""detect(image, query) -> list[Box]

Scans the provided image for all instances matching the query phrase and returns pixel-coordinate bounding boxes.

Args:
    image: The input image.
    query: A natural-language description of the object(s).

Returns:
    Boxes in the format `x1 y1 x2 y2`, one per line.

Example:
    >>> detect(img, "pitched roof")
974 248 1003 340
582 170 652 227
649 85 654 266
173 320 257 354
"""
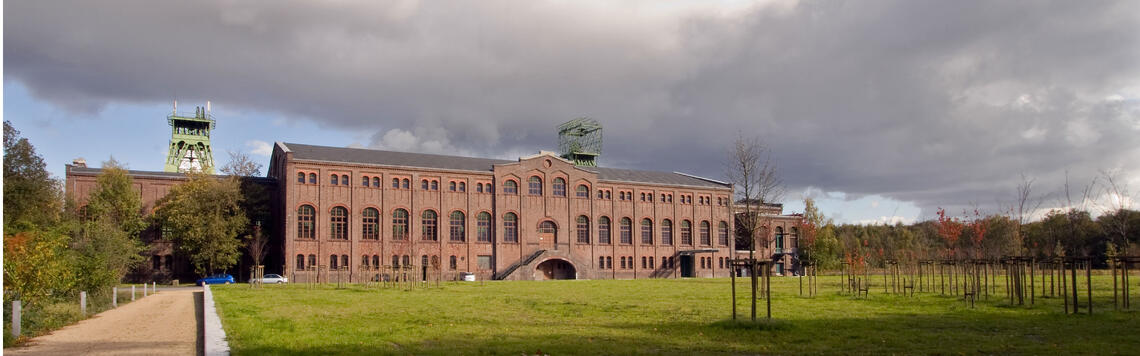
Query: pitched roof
281 142 730 189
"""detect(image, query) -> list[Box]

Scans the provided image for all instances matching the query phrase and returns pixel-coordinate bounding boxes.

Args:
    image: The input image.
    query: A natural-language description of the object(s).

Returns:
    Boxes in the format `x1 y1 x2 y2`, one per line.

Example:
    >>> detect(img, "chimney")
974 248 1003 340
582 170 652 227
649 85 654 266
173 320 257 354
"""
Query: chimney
72 158 87 167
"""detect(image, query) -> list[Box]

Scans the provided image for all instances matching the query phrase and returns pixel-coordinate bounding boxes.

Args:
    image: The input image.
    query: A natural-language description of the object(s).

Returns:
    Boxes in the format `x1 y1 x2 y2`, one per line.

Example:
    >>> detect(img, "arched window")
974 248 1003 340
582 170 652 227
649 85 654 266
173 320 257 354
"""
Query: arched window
477 183 484 193
372 255 379 267
577 184 589 198
296 172 305 183
775 226 785 250
791 227 799 249
528 176 543 195
504 180 519 194
458 182 466 192
449 181 457 191
619 217 632 244
392 255 400 267
372 177 380 187
421 179 429 190
331 174 339 185
449 211 465 242
341 255 349 268
308 254 316 269
362 208 379 240
402 255 410 267
719 221 730 246
422 210 438 241
477 212 492 242
401 178 410 189
330 254 339 269
661 219 673 245
503 213 518 242
392 208 409 240
362 255 370 267
342 175 349 185
392 178 400 188
296 254 305 270
576 216 590 243
539 221 556 234
641 218 653 244
431 180 438 190
681 220 693 245
330 207 348 239
297 205 315 239
598 216 611 244
362 176 370 187
553 178 566 196
308 173 316 184
597 190 604 199
700 221 711 246
449 255 458 270
605 190 611 200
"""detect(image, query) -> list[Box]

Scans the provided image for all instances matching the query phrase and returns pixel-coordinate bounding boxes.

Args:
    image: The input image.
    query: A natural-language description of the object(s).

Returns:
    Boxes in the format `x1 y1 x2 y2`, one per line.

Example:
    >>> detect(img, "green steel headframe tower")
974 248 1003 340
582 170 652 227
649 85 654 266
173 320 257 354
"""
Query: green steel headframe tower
558 118 603 167
163 102 216 174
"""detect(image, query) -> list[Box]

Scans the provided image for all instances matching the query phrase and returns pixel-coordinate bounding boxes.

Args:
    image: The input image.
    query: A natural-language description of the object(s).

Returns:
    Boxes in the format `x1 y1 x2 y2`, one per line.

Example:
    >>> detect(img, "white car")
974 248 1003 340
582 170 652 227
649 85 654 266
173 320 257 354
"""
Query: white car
253 274 288 284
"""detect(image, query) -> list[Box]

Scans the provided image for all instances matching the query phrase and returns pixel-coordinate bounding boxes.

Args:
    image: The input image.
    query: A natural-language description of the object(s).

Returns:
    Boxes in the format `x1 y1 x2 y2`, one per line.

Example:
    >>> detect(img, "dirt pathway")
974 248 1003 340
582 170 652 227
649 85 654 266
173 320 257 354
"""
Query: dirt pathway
6 288 202 356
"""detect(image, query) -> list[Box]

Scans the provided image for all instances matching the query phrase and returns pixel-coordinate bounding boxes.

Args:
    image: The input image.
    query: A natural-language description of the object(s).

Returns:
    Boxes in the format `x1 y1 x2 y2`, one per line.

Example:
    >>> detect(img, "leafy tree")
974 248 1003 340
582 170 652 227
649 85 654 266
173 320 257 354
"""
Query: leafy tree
220 150 263 177
70 160 147 292
153 173 248 276
799 198 841 269
3 121 61 229
3 229 76 308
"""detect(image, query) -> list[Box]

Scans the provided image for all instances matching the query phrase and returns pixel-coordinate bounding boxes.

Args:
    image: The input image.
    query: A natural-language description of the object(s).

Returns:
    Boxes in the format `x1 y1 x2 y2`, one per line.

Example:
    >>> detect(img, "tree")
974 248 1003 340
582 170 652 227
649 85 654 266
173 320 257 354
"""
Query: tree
1096 169 1134 252
1012 174 1041 255
3 121 62 229
935 208 964 259
245 223 269 267
71 160 147 292
3 229 76 308
153 173 249 276
799 198 841 270
220 150 263 177
725 135 784 254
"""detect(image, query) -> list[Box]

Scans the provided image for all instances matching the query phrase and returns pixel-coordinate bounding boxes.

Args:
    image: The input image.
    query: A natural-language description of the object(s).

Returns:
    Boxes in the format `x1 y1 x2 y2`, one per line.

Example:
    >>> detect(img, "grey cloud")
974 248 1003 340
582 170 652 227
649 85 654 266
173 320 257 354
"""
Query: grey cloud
6 0 1140 220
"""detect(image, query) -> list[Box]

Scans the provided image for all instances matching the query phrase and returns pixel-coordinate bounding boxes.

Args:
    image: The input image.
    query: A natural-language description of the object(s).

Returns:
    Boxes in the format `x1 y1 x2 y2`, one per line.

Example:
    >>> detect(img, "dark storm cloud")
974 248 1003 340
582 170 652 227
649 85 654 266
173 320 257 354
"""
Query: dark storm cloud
7 0 1140 218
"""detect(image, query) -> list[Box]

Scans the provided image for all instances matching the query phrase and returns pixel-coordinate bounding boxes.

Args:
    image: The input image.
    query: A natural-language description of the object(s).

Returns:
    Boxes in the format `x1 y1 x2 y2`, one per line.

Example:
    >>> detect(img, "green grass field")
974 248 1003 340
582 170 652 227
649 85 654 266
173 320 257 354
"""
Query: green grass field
212 275 1140 355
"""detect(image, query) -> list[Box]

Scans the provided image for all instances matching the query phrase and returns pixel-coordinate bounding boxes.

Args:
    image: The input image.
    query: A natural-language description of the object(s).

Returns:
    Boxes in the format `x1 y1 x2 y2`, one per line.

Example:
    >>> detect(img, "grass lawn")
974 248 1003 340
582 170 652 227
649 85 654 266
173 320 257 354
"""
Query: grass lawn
212 275 1139 355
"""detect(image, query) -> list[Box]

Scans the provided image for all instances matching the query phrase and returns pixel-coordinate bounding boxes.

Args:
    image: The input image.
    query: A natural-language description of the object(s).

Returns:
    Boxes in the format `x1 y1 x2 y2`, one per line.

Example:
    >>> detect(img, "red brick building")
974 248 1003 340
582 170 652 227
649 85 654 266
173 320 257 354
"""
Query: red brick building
267 142 736 281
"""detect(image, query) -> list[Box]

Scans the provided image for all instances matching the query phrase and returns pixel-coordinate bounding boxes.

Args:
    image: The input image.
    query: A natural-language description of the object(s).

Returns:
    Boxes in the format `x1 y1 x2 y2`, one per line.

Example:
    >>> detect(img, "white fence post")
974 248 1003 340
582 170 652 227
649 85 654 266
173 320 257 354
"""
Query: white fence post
11 300 21 338
132 285 136 300
113 287 118 307
80 291 87 316
144 284 148 297
152 282 157 294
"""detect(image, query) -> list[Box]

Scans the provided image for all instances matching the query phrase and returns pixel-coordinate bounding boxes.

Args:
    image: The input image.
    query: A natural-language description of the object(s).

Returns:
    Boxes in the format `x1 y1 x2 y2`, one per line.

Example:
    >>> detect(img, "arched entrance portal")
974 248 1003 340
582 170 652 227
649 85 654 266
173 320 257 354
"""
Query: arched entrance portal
535 258 576 280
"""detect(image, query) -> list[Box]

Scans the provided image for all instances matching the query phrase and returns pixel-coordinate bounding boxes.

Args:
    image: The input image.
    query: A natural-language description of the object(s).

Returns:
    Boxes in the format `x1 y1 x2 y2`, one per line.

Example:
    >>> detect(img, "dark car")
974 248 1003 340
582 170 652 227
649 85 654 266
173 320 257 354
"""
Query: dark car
197 274 235 286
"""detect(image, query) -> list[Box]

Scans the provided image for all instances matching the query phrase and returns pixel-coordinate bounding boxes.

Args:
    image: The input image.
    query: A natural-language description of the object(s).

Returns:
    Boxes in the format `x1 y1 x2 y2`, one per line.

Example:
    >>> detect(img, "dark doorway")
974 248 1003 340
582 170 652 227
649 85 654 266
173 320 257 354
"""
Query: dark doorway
535 259 576 280
680 255 695 277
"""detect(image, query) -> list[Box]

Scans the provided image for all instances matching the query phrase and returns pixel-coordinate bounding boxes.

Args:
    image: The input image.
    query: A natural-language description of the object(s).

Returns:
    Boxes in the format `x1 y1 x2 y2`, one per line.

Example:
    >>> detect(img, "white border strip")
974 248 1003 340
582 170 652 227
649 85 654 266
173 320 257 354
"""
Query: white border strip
202 285 231 356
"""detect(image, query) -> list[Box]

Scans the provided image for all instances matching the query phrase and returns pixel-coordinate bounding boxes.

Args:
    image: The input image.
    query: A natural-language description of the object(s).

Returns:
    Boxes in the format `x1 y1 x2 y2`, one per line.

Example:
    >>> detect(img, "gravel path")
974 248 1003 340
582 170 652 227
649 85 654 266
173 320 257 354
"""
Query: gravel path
7 288 202 356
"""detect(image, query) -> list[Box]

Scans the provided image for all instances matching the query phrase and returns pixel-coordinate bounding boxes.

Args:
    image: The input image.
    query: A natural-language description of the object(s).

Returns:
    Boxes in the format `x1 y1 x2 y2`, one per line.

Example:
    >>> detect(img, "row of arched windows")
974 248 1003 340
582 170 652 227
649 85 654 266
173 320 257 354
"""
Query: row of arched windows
298 205 730 246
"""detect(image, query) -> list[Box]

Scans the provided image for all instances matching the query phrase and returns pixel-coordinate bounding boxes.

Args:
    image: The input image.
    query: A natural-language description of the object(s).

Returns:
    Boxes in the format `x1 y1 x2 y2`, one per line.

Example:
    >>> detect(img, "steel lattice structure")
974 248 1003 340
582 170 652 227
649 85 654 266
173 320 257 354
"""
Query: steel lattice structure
557 118 603 166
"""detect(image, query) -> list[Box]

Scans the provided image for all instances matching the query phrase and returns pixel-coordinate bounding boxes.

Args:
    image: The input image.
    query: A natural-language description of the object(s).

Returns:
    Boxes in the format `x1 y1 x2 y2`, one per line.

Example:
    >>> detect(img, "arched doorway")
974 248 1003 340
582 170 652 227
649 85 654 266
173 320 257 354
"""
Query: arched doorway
538 220 557 250
535 258 576 280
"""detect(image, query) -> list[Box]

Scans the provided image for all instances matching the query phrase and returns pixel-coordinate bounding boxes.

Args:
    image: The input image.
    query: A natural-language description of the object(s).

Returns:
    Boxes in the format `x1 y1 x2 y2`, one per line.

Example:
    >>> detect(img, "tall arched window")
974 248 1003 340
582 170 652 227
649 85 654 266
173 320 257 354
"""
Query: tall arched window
598 216 612 244
619 217 632 244
362 208 379 240
401 178 409 189
430 180 439 190
700 221 711 246
330 254 339 269
296 254 305 270
791 227 799 250
775 226 785 251
641 218 653 244
503 213 518 242
458 182 466 192
331 174 339 185
341 255 348 268
528 176 543 195
362 176 370 187
392 255 400 267
449 255 458 270
577 184 589 198
553 178 566 196
681 220 693 245
362 255 370 267
392 178 400 188
661 219 673 245
296 172 305 183
392 208 409 240
341 175 349 185
372 177 379 187
422 210 438 241
330 207 348 239
297 205 315 239
477 183 484 193
372 255 379 267
576 216 590 243
421 179 429 190
449 181 457 191
504 180 518 194
308 173 316 184
449 211 465 242
477 212 492 242
308 255 316 269
719 221 730 246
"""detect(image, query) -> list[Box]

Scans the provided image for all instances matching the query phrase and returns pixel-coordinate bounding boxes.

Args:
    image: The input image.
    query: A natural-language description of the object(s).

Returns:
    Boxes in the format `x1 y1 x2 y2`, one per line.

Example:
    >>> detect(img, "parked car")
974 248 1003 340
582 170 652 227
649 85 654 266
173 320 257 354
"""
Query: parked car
197 274 235 286
253 274 288 284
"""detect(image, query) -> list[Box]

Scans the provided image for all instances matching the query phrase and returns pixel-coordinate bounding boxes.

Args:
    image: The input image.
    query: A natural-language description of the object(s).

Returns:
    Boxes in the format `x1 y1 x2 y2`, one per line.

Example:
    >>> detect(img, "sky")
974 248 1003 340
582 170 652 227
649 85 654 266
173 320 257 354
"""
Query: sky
4 0 1139 224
